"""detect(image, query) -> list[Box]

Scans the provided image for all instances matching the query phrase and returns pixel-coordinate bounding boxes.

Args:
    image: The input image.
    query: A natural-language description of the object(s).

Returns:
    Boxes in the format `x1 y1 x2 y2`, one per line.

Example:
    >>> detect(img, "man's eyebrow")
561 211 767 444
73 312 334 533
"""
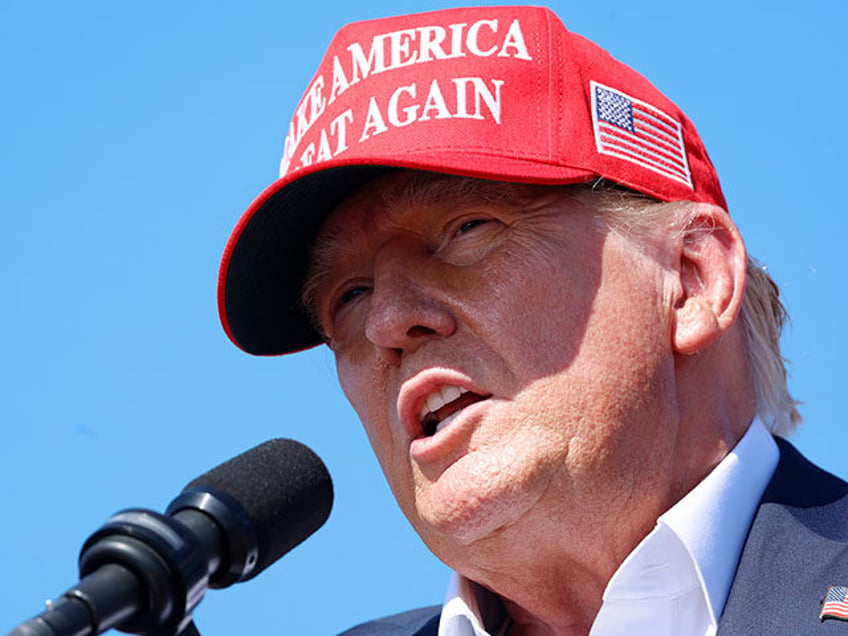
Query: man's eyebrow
380 173 544 211
300 221 351 336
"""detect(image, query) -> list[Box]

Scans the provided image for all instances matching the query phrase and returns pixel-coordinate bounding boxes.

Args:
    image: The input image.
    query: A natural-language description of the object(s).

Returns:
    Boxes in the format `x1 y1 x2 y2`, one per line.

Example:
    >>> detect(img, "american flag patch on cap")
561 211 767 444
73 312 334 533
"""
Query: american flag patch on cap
820 585 848 622
591 81 692 189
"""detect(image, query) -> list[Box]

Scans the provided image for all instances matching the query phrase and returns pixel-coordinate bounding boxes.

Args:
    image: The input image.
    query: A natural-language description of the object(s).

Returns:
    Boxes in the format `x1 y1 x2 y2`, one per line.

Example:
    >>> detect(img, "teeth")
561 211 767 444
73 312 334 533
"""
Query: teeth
419 385 468 423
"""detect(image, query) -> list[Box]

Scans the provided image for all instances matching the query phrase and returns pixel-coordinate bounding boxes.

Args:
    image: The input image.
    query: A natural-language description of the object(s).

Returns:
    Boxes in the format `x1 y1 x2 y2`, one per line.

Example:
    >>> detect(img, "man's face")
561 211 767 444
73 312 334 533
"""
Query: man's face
307 172 682 566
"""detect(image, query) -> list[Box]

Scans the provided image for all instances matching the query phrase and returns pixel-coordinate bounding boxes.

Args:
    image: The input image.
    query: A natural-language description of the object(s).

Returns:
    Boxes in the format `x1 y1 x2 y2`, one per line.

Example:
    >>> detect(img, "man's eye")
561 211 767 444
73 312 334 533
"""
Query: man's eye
456 219 489 235
338 285 369 306
326 285 369 328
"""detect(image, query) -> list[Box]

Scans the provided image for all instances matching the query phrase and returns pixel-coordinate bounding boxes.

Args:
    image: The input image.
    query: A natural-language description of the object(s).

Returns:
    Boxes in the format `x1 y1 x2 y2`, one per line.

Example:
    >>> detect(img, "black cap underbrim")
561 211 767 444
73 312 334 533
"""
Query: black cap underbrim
220 165 394 356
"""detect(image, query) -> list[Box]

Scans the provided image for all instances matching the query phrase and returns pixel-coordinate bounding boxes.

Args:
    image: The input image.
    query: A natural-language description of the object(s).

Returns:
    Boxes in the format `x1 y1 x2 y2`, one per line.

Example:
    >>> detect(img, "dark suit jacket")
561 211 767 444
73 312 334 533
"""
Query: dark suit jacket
340 439 848 635
718 438 848 633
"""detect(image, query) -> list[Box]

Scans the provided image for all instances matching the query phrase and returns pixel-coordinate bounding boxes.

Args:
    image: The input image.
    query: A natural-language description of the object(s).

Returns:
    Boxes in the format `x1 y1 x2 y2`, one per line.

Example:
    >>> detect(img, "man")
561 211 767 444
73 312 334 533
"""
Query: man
217 6 848 634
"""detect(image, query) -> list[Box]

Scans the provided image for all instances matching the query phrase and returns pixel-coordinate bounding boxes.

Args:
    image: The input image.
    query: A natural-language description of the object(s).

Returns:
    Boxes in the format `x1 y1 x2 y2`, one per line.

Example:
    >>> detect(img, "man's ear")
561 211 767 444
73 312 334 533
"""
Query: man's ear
672 203 747 355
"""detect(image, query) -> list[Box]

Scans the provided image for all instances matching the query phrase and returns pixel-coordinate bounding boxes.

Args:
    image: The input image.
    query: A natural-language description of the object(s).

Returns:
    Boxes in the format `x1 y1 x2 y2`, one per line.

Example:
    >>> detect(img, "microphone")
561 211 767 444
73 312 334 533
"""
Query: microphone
9 439 333 636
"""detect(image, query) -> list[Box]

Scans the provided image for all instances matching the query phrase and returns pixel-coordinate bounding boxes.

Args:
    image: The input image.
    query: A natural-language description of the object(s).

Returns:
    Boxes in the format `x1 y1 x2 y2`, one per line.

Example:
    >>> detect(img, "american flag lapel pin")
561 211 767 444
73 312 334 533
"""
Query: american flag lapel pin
820 585 848 622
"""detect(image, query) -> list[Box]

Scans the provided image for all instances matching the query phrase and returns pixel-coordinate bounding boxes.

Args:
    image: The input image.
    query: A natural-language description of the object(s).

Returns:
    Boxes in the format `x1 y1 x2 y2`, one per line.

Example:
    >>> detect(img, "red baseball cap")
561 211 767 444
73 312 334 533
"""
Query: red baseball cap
218 5 726 356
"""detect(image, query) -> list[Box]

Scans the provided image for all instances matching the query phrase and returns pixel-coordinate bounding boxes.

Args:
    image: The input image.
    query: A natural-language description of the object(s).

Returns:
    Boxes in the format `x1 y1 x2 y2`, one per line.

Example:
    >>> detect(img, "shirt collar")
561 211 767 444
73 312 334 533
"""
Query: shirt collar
657 417 779 621
440 574 509 636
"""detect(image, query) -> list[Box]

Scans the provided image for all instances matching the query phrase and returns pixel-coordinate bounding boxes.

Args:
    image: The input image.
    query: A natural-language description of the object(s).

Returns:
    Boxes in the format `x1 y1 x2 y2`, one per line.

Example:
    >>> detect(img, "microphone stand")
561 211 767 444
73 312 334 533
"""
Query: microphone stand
8 502 227 636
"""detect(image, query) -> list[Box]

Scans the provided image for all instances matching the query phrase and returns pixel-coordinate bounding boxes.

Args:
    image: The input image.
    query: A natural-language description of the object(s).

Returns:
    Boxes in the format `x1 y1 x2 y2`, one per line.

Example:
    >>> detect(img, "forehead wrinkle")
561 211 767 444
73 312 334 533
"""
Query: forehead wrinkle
380 171 551 215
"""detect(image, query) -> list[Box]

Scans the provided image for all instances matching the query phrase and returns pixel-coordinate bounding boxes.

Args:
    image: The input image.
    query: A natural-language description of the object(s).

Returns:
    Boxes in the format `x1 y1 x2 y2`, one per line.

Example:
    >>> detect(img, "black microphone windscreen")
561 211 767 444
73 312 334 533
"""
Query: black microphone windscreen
183 438 333 579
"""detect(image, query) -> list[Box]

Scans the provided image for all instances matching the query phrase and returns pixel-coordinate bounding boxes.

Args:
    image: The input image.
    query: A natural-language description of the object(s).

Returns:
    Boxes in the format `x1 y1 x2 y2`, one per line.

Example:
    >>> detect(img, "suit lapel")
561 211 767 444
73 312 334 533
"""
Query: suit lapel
719 439 848 633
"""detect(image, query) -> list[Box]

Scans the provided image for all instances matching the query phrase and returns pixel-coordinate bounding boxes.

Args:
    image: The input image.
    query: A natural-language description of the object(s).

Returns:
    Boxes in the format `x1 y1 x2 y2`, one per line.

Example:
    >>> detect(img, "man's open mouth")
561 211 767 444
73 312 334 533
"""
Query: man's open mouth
419 386 488 437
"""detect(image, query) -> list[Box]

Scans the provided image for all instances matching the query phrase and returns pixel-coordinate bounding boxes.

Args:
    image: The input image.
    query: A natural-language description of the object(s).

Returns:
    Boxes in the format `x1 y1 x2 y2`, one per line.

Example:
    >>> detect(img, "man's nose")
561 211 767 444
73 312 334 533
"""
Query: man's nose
364 241 456 366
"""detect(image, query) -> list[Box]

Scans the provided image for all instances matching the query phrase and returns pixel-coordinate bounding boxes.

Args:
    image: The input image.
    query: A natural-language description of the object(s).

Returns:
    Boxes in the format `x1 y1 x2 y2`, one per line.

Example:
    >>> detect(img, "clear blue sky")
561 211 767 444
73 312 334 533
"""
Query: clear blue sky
3 1 845 634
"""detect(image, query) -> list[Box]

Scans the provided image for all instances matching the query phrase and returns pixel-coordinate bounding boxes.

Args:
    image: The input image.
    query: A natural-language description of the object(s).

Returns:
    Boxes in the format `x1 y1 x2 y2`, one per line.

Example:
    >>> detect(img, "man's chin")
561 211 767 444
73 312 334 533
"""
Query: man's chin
412 488 529 558
405 445 553 556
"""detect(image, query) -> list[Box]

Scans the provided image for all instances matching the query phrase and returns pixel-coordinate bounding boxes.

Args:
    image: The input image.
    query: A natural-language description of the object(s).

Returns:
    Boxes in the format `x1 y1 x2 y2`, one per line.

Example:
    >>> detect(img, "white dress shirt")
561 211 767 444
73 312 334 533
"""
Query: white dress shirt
437 420 779 636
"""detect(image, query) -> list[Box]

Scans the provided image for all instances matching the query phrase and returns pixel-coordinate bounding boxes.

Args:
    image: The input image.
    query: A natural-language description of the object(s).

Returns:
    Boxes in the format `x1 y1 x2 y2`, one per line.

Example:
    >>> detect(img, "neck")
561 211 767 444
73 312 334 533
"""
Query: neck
451 352 756 634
